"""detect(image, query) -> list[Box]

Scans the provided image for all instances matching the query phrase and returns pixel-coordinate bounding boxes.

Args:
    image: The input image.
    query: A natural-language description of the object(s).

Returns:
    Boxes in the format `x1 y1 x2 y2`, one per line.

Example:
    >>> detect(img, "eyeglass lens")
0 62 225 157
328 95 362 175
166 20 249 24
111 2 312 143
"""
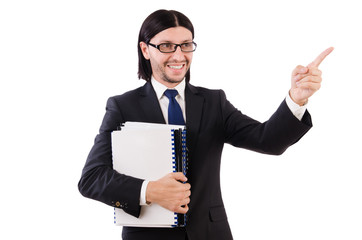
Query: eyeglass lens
159 42 196 52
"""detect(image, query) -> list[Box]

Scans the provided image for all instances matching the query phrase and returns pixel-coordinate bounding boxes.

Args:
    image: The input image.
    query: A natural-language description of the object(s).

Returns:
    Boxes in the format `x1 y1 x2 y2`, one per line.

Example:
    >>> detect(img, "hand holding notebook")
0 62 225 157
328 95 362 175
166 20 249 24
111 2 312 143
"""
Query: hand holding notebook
146 172 191 214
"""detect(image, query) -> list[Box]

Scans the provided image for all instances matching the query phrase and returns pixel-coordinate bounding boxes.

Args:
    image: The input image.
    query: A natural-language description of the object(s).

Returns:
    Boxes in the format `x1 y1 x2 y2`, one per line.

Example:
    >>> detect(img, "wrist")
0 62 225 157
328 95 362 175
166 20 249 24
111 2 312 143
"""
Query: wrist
289 91 308 106
145 181 156 204
295 99 308 106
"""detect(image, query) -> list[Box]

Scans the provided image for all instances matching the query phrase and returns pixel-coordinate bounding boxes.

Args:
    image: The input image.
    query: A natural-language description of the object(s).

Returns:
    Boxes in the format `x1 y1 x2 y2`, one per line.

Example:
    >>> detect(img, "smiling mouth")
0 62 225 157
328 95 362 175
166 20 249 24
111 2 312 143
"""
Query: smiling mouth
167 63 185 70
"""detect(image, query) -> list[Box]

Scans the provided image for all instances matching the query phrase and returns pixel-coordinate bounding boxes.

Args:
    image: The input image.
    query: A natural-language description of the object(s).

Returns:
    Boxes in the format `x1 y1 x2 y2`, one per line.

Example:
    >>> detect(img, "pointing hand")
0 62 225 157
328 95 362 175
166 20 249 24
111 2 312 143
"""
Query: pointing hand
290 47 334 106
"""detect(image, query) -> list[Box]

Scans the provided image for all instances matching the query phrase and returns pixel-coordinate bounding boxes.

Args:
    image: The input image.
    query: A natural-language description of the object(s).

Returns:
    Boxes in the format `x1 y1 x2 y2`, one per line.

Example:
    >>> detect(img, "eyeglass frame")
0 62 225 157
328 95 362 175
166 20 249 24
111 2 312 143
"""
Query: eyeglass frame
147 41 197 53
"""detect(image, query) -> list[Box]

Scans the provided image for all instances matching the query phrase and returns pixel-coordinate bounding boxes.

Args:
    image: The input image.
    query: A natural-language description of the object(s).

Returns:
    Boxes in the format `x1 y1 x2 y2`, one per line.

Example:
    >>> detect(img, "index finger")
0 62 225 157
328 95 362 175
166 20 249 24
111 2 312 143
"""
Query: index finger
308 47 334 68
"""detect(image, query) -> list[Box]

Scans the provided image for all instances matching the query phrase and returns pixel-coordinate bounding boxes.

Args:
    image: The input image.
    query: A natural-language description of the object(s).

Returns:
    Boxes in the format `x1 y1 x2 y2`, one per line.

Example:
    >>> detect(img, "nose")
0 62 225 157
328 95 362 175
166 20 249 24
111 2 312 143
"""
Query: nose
171 45 186 61
174 44 183 52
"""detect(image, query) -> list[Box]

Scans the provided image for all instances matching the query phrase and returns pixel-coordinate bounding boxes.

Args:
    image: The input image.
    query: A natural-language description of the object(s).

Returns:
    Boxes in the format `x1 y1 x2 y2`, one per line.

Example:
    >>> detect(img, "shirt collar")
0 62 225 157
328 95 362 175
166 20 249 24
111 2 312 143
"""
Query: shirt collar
151 76 186 100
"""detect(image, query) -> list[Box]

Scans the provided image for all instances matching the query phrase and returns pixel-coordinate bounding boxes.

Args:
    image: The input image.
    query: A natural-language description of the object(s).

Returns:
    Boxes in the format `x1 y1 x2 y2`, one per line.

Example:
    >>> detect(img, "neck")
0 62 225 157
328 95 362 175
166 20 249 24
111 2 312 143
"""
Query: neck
152 75 183 88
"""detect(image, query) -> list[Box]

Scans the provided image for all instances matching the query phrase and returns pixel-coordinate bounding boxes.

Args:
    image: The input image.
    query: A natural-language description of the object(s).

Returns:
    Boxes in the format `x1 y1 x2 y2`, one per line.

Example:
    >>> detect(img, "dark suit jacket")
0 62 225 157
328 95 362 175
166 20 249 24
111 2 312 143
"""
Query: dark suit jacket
78 82 312 240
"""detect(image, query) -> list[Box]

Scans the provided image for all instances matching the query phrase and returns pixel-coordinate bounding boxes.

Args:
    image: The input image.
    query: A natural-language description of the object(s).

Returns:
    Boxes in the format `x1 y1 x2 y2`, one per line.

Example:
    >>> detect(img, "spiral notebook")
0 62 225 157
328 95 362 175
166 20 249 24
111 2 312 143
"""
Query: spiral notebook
111 122 188 228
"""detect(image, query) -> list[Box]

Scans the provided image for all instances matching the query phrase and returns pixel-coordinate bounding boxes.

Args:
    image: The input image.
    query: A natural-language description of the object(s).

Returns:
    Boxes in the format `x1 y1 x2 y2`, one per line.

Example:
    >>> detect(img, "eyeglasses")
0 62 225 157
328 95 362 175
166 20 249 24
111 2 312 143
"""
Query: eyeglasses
148 42 197 53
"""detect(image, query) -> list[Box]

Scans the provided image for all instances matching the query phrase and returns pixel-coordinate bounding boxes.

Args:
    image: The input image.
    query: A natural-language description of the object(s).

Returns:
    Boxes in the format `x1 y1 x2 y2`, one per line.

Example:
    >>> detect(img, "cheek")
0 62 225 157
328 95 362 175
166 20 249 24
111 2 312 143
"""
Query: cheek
150 57 167 74
150 52 169 66
186 53 193 64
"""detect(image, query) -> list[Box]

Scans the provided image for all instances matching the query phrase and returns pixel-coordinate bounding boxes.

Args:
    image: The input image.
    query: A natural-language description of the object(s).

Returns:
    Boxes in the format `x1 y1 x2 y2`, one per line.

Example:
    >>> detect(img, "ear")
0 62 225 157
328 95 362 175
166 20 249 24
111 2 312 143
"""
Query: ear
139 42 150 60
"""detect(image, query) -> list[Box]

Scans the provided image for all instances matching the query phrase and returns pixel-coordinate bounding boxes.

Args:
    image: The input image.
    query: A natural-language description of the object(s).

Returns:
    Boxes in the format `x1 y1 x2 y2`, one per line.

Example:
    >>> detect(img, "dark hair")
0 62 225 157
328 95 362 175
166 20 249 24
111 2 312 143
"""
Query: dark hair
137 10 195 82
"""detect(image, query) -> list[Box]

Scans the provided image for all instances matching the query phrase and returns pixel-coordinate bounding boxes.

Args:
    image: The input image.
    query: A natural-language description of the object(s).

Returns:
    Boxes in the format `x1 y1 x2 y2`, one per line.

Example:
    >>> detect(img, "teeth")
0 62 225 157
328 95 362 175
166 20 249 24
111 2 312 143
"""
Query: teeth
169 65 183 69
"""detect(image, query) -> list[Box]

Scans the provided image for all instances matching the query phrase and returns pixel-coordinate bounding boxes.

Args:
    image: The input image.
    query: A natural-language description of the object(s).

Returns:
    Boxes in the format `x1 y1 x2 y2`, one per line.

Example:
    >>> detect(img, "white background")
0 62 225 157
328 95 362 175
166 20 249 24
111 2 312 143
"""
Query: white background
1 0 361 239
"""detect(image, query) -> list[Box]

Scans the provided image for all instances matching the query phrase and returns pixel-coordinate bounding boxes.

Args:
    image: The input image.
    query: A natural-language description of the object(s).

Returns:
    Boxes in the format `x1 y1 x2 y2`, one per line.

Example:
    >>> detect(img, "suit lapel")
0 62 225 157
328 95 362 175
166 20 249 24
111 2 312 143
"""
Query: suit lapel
185 83 204 151
138 82 166 124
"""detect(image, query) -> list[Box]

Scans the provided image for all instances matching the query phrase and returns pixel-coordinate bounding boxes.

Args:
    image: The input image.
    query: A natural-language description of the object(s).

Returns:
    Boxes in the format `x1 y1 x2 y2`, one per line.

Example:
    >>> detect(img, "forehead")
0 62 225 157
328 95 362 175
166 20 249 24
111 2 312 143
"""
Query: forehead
151 27 193 43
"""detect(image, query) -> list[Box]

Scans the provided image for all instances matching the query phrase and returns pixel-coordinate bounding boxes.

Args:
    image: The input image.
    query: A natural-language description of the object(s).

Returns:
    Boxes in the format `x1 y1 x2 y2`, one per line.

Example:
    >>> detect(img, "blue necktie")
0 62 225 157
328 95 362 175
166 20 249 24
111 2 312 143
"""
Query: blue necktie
164 89 185 125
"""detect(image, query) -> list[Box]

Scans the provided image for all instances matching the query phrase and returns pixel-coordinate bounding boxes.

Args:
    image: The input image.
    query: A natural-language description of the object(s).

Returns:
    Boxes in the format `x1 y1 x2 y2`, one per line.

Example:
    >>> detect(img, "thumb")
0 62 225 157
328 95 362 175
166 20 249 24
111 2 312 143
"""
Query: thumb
171 172 188 182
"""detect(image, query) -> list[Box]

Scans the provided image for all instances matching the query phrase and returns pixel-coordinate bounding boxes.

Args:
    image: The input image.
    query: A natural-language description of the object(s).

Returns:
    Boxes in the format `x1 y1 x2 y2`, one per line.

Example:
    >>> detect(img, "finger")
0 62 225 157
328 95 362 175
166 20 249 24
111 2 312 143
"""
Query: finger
172 172 188 182
308 67 322 76
182 197 191 205
179 195 191 205
308 47 334 68
175 204 189 214
292 65 308 76
185 189 191 198
297 76 322 85
296 81 321 91
294 68 322 82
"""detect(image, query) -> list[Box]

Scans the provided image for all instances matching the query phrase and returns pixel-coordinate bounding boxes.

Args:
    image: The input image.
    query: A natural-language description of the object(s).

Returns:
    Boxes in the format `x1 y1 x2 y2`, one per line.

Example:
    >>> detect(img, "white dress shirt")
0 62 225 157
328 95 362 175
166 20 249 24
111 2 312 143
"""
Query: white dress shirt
139 77 307 205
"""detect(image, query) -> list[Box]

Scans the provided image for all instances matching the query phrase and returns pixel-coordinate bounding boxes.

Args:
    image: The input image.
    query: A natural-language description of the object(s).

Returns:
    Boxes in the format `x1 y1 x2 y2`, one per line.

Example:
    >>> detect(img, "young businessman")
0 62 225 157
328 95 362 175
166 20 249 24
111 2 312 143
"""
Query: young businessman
78 9 333 240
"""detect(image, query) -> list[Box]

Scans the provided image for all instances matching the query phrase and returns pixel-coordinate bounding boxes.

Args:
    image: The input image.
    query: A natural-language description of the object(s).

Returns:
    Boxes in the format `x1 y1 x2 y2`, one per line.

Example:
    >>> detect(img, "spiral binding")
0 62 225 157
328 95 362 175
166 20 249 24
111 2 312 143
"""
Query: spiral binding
171 128 187 227
171 130 177 173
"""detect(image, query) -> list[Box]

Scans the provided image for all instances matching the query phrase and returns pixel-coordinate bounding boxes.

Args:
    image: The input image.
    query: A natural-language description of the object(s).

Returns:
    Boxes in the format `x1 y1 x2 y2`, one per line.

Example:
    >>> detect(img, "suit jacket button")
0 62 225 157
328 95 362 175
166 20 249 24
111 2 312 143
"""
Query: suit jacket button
115 201 121 207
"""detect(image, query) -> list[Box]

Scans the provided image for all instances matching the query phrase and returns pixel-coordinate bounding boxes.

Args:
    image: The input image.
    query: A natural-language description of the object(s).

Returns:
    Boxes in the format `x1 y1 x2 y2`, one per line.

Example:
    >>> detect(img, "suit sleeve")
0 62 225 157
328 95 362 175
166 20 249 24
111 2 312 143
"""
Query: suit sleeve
78 97 143 218
221 90 312 155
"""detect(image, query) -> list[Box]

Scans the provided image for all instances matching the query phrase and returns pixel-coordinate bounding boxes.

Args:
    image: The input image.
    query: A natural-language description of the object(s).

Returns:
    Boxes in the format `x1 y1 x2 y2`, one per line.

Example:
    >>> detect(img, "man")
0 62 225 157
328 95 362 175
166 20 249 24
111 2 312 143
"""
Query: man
78 9 333 240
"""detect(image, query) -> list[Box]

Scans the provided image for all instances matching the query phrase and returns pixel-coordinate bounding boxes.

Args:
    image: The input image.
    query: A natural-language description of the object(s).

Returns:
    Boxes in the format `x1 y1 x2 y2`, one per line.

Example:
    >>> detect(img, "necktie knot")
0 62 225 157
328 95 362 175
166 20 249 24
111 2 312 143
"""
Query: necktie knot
164 89 179 99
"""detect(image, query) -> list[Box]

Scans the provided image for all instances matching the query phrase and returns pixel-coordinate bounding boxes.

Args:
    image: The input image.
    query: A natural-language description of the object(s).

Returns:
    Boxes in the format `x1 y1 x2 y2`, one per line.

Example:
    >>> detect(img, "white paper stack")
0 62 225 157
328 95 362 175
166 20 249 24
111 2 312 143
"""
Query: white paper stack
111 122 187 227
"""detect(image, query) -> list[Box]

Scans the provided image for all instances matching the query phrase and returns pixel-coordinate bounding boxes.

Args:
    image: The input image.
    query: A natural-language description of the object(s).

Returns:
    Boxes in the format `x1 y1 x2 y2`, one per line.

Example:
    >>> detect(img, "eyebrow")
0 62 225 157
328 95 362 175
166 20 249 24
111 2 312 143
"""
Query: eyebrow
157 39 193 43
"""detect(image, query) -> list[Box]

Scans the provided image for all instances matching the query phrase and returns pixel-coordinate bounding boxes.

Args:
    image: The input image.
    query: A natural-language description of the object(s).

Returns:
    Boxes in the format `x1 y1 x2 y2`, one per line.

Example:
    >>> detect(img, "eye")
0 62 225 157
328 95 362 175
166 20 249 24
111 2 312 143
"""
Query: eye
182 42 191 48
160 43 173 50
181 42 194 51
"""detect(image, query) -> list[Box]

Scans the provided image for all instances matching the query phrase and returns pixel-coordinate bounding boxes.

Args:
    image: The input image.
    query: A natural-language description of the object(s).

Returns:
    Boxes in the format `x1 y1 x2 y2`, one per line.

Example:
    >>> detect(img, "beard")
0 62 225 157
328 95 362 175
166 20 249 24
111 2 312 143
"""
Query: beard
160 71 187 84
154 60 190 84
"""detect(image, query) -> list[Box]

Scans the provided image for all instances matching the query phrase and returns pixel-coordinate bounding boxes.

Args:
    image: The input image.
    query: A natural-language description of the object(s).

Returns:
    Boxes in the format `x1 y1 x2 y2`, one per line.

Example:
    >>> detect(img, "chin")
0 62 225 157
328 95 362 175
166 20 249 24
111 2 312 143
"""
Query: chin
166 77 185 84
162 73 186 84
